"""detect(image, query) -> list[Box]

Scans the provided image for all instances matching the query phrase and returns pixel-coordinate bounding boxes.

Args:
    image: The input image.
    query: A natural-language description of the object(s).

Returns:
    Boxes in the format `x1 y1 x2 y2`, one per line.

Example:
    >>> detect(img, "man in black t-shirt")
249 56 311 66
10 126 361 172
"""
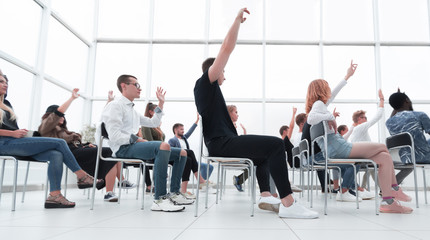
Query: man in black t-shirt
193 8 318 219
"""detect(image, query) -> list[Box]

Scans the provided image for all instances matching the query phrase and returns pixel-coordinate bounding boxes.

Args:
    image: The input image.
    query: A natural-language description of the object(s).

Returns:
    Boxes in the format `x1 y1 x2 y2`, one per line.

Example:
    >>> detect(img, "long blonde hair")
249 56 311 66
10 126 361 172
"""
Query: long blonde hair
305 79 331 114
0 75 16 124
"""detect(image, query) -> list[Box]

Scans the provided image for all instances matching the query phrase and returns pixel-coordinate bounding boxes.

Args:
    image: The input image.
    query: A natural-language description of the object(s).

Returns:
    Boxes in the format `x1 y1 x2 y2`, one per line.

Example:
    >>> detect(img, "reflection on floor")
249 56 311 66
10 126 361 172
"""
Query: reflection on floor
0 188 429 240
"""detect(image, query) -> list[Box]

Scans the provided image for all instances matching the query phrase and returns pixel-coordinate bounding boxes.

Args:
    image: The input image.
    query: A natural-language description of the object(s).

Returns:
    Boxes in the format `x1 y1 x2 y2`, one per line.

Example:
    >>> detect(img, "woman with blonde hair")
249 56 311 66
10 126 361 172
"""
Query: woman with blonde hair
305 61 412 213
0 73 102 208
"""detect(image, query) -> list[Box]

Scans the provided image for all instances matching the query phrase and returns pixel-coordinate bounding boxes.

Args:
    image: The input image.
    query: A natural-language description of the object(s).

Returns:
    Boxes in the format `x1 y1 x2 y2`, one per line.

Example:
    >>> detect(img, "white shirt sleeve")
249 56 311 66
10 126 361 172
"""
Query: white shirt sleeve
307 100 335 125
101 102 130 147
139 107 164 127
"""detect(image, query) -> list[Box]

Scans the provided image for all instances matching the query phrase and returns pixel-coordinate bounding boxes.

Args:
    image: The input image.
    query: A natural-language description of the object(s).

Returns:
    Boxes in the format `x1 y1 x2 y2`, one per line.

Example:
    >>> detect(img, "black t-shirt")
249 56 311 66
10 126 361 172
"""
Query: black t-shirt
301 121 321 155
0 100 19 131
194 70 237 143
283 137 293 161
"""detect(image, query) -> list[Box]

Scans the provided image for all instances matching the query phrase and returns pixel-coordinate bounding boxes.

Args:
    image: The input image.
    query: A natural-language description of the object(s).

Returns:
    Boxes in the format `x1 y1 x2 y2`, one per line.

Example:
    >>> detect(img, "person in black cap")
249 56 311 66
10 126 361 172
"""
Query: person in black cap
0 73 102 208
38 88 135 202
386 89 430 183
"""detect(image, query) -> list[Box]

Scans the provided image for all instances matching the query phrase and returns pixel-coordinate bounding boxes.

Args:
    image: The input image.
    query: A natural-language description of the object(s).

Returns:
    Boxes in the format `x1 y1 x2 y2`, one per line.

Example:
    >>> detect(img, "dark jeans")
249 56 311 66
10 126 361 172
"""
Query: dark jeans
207 135 293 198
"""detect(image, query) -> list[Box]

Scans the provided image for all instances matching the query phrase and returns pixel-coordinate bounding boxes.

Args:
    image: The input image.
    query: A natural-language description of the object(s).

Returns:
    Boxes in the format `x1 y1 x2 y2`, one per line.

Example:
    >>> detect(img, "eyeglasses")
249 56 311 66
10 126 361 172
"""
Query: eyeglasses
0 75 8 84
360 116 367 119
126 82 141 90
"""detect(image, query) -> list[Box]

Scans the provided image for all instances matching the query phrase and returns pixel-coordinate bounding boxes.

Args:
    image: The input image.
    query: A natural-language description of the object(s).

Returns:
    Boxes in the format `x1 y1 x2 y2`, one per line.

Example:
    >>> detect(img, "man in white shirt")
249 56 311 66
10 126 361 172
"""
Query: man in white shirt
102 74 191 212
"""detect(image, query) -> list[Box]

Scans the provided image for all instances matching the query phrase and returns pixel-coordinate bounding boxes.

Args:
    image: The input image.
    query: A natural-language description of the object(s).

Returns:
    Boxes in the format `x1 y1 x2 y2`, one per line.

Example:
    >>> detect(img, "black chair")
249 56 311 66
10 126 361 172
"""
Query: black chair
310 121 379 215
386 132 429 207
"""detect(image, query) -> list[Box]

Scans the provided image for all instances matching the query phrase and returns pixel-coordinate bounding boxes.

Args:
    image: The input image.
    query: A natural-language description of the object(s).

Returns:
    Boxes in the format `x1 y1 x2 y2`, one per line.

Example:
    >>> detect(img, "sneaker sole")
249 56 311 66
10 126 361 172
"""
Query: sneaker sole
258 202 280 213
44 202 75 208
379 208 413 214
151 206 185 212
104 198 118 202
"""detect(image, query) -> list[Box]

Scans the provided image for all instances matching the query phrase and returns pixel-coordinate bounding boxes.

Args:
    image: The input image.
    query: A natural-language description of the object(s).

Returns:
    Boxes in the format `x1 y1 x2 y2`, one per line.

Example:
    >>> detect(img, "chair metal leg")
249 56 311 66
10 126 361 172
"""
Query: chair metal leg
141 163 145 210
44 163 49 200
204 161 210 208
215 163 221 204
0 160 5 202
373 163 379 215
423 168 427 204
194 158 202 217
12 159 18 211
21 161 30 203
136 166 141 200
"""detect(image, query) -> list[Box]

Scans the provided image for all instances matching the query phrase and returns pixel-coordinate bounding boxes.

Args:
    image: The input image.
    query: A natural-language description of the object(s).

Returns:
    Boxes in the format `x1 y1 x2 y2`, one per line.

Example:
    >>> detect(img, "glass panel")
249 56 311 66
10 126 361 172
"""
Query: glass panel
210 0 263 40
45 17 88 91
380 46 430 101
323 0 374 41
40 80 84 132
323 46 376 100
265 103 306 139
153 0 205 39
208 44 263 99
0 0 41 66
379 0 429 41
51 0 95 40
265 45 319 99
333 103 382 142
151 44 204 98
222 102 264 135
266 0 320 41
98 0 150 39
0 59 34 129
94 43 148 98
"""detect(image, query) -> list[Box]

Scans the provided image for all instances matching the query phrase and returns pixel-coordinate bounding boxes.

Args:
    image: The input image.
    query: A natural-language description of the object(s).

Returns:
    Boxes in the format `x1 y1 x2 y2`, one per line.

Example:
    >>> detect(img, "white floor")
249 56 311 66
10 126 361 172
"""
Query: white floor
0 187 429 240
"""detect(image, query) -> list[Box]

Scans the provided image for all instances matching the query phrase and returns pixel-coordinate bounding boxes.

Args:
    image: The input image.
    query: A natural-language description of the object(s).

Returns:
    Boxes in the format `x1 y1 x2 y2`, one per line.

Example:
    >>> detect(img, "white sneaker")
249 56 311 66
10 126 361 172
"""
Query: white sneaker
336 191 362 202
150 197 185 212
291 184 303 193
200 184 217 194
169 192 195 205
278 202 319 219
104 191 118 202
258 196 281 213
358 189 375 200
183 191 196 199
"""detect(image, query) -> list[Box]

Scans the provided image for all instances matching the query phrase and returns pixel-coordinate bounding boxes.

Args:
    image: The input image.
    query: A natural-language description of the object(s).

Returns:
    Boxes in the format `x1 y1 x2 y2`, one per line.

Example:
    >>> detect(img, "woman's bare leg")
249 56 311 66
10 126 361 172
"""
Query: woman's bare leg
348 142 396 197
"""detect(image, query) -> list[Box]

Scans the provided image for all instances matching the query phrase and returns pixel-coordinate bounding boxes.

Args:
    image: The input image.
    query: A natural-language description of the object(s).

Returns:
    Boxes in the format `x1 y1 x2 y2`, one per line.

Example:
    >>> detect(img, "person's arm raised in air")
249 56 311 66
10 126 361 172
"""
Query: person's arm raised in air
208 8 250 83
327 60 358 106
39 88 79 135
286 107 297 139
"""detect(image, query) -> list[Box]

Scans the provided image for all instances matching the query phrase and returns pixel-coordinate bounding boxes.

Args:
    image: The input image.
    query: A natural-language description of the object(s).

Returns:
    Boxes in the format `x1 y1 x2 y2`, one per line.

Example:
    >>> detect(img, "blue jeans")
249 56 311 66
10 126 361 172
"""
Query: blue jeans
116 141 186 199
200 162 213 180
0 136 82 192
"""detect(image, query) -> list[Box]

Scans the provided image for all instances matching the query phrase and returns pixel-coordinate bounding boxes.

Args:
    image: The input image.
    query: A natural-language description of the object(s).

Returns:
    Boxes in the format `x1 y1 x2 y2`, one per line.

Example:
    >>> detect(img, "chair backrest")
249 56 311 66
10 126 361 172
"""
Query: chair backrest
310 121 325 142
101 122 109 139
386 132 413 150
298 139 310 167
386 132 415 165
292 146 300 157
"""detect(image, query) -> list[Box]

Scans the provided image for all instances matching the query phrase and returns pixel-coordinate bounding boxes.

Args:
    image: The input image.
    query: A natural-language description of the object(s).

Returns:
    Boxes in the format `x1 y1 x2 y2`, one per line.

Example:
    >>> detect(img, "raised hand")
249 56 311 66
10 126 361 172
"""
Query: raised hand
236 8 250 23
156 87 166 103
333 107 340 118
71 88 80 99
345 60 358 80
378 89 384 100
108 90 115 102
292 107 297 115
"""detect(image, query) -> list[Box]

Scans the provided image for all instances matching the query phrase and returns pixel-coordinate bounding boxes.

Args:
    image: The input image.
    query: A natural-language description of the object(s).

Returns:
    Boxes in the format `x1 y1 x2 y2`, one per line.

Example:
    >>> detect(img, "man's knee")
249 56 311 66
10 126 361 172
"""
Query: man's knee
159 142 171 151
180 149 187 157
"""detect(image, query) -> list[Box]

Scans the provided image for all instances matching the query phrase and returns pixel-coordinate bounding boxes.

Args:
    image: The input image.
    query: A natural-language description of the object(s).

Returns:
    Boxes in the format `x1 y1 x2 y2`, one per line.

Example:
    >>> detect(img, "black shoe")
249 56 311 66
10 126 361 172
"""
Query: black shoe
233 176 244 192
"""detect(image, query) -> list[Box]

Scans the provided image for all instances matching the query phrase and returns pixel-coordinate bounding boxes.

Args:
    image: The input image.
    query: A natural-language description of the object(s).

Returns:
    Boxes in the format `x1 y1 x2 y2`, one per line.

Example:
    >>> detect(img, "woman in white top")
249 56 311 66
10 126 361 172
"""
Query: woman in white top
305 61 412 214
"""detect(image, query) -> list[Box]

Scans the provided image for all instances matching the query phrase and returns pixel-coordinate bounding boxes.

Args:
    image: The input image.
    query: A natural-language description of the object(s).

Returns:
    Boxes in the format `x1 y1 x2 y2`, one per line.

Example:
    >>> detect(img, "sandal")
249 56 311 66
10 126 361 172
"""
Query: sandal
44 194 75 209
77 173 104 189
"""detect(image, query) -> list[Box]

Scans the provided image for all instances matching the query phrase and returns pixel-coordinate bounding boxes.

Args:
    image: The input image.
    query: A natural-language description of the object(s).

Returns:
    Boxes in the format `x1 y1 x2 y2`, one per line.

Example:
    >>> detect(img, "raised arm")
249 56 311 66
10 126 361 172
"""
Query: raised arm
286 107 297 139
208 8 250 83
58 88 79 114
327 61 357 106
